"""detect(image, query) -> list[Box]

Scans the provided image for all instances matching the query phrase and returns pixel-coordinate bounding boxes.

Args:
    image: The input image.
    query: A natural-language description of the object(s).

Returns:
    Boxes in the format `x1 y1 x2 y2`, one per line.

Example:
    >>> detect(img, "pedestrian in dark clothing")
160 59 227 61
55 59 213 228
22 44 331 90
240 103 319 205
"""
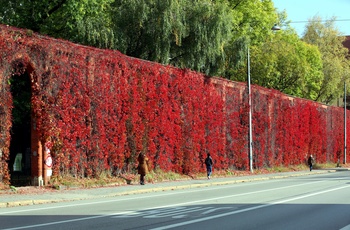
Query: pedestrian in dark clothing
308 155 314 171
205 153 213 179
137 152 149 185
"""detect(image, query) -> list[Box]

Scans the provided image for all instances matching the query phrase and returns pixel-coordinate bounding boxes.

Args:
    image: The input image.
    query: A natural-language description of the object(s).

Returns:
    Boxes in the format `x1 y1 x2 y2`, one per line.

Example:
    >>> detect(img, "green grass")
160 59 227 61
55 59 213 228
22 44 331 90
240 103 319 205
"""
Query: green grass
4 162 345 190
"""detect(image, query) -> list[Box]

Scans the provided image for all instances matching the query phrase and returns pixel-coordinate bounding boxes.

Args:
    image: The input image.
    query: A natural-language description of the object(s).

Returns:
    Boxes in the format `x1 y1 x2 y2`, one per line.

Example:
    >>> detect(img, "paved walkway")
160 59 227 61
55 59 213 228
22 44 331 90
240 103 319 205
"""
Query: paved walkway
0 169 347 209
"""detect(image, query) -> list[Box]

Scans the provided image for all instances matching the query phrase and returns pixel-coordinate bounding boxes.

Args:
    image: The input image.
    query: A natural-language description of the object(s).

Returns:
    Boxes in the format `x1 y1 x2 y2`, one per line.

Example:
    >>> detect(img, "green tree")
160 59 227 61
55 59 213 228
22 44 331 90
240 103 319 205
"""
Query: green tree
0 0 66 31
0 0 115 48
221 0 279 77
60 0 115 48
302 16 350 103
0 0 283 78
250 30 323 100
110 0 234 76
0 0 236 76
223 7 324 100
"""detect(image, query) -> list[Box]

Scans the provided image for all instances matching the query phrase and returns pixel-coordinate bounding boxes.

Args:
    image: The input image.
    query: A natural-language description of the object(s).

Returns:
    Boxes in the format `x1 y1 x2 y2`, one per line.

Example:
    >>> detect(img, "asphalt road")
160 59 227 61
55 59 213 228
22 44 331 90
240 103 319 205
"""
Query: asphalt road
1 171 350 230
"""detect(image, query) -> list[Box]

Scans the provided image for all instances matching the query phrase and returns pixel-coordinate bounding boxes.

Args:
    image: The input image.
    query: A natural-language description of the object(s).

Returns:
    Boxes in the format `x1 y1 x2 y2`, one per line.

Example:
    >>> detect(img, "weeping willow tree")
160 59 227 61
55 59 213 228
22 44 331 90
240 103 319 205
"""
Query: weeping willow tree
108 0 235 76
0 0 281 77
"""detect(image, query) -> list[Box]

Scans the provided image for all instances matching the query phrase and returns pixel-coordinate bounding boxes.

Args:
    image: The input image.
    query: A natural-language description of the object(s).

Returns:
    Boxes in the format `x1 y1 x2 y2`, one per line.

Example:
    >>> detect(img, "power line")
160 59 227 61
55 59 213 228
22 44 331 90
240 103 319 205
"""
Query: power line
290 19 350 24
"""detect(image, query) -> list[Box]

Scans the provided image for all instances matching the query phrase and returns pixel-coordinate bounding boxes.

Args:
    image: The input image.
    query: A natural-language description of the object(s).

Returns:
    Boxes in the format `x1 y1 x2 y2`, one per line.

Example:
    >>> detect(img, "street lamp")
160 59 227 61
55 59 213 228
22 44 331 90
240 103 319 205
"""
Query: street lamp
271 24 281 31
344 82 347 164
248 24 281 172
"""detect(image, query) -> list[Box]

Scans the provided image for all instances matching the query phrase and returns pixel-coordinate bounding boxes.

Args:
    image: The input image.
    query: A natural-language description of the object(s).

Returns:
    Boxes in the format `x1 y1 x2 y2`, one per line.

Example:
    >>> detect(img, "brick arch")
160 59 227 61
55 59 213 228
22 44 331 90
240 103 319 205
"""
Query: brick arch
7 58 46 186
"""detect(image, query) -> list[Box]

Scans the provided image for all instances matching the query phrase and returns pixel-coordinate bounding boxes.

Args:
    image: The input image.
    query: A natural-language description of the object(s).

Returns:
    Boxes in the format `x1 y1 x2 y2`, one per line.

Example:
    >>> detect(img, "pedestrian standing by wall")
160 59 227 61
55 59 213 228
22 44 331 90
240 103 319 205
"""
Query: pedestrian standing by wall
137 151 149 185
308 155 314 171
205 153 213 179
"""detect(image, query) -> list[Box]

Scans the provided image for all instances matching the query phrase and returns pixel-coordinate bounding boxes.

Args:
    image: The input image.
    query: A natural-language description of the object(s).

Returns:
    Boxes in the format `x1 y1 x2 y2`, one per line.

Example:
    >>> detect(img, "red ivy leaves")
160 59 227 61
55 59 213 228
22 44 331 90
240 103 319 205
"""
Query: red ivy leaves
0 25 348 183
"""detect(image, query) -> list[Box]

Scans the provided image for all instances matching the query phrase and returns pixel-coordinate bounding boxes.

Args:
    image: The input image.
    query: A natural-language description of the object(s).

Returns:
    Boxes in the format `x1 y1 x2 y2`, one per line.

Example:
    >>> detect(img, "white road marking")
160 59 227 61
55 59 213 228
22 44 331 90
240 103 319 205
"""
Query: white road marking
112 206 212 219
111 206 236 219
150 184 350 230
143 207 211 218
0 178 323 215
201 207 233 215
340 224 350 230
0 177 346 230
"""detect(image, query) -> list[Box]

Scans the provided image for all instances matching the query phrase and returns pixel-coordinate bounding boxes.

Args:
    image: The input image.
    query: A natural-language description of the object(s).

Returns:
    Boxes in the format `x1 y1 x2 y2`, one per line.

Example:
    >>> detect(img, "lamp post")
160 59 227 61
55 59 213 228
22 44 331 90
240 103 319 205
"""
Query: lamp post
248 24 280 173
344 82 347 164
247 45 253 172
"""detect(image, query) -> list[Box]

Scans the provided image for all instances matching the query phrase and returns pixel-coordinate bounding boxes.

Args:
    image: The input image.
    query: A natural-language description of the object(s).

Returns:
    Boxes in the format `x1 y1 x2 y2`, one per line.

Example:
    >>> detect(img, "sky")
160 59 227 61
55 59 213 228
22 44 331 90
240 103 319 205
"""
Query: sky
272 0 350 36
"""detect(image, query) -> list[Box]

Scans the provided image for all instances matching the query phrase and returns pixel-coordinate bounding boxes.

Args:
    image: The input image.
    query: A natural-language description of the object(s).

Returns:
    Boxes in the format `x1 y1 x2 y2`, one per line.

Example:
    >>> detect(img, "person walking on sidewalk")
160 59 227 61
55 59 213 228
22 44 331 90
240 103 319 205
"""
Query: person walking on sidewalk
205 153 213 179
137 151 149 185
308 155 314 171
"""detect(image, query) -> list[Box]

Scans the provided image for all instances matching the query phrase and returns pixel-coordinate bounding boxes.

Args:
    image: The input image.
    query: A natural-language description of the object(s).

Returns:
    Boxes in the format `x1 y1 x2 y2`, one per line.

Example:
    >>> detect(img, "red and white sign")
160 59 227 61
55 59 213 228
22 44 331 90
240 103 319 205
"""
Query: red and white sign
45 155 53 168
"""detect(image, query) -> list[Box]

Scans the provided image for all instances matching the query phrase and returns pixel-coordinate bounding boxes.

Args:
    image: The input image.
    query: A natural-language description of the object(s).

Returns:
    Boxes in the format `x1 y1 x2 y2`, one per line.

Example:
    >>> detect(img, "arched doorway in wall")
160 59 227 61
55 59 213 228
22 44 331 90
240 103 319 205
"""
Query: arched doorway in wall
9 70 32 186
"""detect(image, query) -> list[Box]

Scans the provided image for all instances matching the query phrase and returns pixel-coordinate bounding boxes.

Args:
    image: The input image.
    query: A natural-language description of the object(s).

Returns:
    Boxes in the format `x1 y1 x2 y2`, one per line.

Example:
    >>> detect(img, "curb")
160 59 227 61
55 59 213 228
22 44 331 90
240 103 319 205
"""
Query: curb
0 170 338 208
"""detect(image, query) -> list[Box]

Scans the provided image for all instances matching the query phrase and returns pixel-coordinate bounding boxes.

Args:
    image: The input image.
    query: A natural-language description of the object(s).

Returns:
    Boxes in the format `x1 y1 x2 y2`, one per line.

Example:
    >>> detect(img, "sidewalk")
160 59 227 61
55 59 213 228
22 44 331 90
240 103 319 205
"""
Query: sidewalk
0 169 345 209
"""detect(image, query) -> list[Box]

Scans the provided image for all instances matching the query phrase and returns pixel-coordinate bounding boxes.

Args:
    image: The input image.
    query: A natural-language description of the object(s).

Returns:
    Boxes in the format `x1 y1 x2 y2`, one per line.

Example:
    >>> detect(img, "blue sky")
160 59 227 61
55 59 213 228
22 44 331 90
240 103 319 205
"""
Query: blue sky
273 0 350 36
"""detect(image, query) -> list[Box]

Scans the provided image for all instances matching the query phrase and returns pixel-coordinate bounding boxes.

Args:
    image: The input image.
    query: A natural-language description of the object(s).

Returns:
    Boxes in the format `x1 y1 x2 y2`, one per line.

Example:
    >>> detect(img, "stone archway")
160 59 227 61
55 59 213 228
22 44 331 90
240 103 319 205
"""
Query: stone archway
9 63 44 187
9 69 32 186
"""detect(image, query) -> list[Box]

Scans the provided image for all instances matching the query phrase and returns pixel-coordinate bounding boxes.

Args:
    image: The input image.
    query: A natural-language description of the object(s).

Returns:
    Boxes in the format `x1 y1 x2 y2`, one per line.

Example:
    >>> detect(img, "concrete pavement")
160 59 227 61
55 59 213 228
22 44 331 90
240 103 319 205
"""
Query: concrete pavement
0 169 346 208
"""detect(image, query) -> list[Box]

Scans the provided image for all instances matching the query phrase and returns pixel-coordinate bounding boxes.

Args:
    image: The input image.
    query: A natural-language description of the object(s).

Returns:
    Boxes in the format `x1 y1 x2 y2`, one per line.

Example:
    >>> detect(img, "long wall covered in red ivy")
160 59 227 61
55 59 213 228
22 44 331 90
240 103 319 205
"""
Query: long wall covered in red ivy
0 24 348 184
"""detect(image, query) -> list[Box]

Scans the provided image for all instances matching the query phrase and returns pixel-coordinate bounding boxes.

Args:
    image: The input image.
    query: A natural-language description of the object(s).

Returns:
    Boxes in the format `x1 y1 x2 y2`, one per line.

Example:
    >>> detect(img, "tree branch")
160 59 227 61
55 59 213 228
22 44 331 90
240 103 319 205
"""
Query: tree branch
43 0 67 21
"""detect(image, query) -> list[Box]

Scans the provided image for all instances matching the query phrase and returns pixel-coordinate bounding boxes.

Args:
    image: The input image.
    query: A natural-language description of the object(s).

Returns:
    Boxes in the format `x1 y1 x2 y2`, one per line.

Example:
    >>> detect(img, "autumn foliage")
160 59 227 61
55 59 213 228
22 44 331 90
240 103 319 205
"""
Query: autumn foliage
0 25 348 184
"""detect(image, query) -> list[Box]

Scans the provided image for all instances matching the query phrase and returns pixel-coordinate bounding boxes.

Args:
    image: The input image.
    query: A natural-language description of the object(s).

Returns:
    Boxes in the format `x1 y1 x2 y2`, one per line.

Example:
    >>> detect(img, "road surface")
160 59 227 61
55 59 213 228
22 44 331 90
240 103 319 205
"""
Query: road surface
1 171 350 230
